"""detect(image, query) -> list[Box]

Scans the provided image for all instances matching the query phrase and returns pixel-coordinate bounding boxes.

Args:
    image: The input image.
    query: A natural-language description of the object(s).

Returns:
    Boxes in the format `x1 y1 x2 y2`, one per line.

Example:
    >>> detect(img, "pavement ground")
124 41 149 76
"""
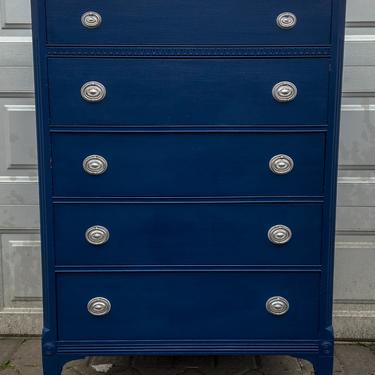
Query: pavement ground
0 338 374 375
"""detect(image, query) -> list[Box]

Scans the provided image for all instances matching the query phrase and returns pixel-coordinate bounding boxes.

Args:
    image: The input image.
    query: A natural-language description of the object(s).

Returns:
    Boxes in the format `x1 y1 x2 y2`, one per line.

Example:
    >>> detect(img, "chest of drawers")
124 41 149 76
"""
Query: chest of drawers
31 1 346 374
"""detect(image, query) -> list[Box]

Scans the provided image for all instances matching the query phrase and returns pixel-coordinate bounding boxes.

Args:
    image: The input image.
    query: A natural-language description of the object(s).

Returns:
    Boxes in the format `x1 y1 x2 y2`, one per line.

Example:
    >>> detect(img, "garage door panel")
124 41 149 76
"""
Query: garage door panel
0 2 39 334
334 0 375 338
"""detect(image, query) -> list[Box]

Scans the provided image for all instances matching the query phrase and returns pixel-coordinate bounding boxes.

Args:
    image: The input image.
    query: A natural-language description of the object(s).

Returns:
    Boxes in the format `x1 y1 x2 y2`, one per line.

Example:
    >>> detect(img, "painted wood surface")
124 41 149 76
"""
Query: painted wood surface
0 0 373 345
32 1 345 374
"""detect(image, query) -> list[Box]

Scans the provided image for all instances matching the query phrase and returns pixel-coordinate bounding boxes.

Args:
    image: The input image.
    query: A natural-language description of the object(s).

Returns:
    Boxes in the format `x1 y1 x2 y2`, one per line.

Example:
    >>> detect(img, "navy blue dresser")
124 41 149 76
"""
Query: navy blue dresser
31 1 346 374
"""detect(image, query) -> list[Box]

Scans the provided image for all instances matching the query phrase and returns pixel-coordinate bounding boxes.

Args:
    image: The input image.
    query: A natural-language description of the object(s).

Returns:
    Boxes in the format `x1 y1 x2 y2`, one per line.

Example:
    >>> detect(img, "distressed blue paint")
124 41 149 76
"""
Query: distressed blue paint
31 0 347 374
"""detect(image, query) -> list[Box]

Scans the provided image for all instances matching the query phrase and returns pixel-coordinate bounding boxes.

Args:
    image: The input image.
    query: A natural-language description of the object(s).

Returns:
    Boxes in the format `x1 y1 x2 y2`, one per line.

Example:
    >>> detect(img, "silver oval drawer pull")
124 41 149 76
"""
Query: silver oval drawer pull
85 225 110 245
82 155 108 175
269 154 294 175
81 81 106 102
266 296 290 315
81 11 102 29
276 12 297 29
268 225 292 245
87 297 111 316
272 81 297 102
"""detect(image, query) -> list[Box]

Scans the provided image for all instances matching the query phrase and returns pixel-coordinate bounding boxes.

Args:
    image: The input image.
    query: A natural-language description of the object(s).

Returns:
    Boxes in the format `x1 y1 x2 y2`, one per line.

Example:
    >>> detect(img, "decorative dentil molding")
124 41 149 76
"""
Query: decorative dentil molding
47 46 332 58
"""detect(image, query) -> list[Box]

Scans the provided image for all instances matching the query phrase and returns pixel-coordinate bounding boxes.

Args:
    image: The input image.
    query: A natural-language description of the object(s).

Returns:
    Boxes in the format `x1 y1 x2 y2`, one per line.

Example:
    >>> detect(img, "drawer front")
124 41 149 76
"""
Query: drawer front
51 132 325 197
48 58 329 126
46 0 332 45
54 203 322 266
56 272 320 341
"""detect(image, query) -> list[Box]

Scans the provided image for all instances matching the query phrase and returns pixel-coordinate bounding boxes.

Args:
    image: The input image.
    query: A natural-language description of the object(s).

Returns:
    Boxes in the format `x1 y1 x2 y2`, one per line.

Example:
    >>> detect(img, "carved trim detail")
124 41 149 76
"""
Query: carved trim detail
43 342 56 355
320 341 334 355
47 46 331 58
57 341 320 355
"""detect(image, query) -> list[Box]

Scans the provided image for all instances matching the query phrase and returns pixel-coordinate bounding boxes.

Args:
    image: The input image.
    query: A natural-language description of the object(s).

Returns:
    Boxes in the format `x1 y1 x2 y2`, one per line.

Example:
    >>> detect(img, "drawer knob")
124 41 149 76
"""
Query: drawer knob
81 81 106 102
85 225 110 245
266 296 290 315
268 225 292 245
272 81 297 102
82 155 108 175
276 12 297 29
81 11 102 29
269 154 294 175
87 297 111 316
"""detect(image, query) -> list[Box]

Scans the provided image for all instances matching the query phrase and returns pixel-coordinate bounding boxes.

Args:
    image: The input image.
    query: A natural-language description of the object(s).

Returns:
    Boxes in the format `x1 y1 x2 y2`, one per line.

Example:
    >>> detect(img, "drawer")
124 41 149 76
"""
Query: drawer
56 271 320 341
46 0 332 45
51 132 325 197
48 58 330 126
54 202 323 266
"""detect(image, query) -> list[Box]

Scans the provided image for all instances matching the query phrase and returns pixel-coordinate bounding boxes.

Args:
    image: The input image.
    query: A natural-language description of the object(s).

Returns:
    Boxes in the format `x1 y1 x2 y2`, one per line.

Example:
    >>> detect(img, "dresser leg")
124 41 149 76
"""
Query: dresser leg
42 355 72 375
312 355 334 375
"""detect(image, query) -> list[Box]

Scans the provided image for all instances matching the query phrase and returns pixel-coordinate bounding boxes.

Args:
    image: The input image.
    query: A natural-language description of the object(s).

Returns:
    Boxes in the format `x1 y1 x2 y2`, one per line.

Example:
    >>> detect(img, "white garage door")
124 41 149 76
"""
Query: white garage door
0 0 41 334
335 0 375 339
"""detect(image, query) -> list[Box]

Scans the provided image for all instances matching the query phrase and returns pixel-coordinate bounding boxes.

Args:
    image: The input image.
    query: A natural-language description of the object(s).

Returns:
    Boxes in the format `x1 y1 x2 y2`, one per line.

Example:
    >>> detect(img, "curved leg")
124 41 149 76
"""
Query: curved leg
43 356 64 375
312 355 334 375
43 355 81 375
